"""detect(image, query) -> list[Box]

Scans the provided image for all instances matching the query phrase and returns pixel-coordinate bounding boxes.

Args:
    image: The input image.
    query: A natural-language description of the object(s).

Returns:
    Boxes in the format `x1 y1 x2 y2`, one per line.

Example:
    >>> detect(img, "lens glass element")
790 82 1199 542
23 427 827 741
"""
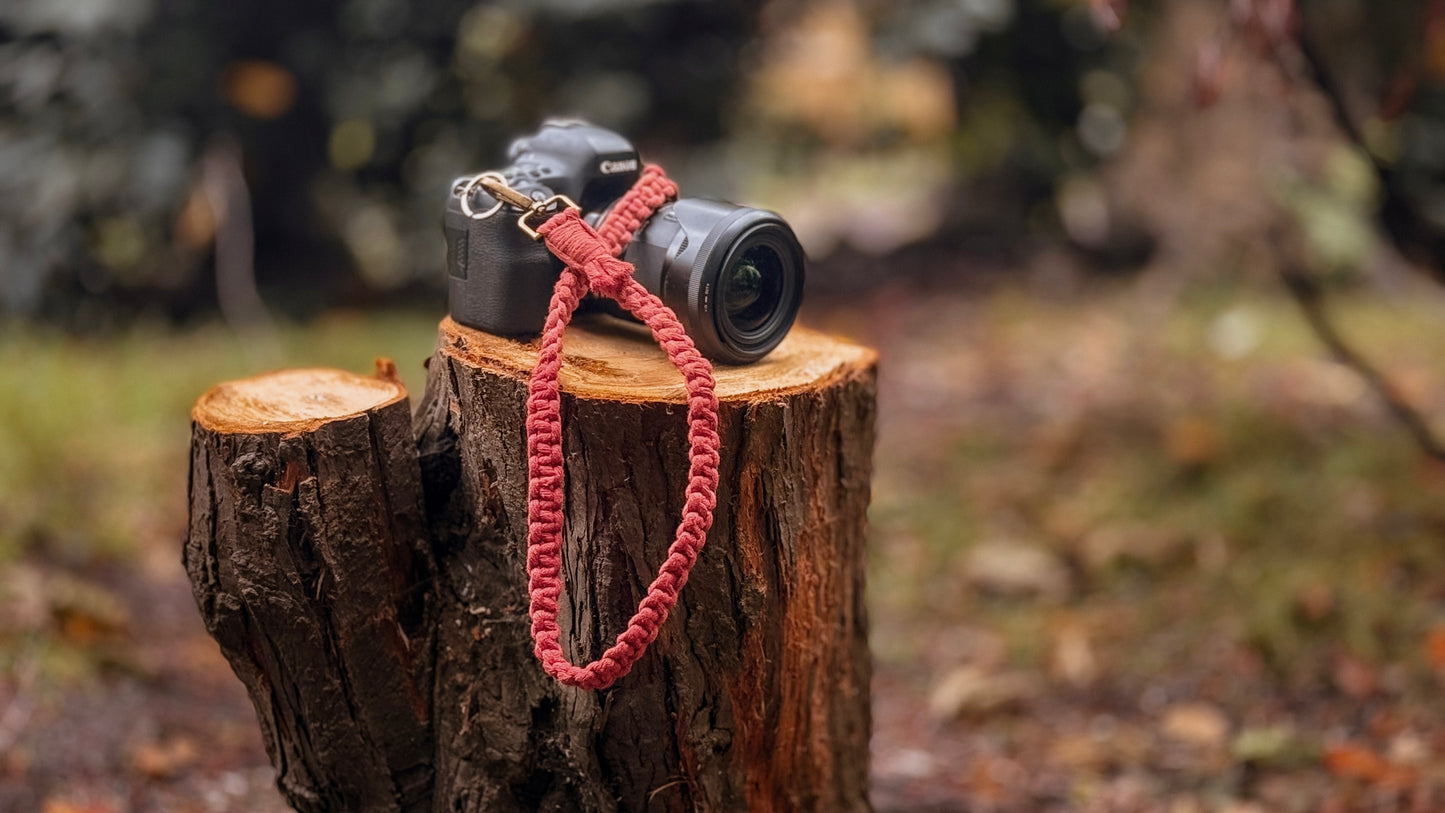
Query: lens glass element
721 244 783 335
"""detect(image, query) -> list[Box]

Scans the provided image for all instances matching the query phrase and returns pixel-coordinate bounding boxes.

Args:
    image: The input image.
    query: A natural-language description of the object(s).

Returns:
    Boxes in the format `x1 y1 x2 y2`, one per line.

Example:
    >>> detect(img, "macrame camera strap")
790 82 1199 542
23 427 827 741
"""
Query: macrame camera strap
526 165 721 690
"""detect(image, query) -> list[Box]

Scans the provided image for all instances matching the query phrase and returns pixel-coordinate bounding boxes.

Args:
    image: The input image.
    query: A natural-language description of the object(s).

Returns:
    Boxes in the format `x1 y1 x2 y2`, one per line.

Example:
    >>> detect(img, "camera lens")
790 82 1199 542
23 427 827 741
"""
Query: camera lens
721 245 783 335
623 198 805 365
706 220 803 363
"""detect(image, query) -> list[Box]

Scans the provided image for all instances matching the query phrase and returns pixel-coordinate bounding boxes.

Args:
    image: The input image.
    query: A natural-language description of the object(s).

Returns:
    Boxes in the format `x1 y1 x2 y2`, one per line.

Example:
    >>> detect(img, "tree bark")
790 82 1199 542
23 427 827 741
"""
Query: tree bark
186 317 878 812
416 316 876 812
185 361 435 813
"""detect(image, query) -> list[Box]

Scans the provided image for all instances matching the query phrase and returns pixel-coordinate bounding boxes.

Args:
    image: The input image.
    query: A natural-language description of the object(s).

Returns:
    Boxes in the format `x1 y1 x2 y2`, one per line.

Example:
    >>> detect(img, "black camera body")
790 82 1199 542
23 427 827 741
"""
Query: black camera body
446 120 804 364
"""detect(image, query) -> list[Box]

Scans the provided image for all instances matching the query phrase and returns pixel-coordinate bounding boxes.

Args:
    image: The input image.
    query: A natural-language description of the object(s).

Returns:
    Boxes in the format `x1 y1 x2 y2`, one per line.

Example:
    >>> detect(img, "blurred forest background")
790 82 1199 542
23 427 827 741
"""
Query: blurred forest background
5 0 1445 810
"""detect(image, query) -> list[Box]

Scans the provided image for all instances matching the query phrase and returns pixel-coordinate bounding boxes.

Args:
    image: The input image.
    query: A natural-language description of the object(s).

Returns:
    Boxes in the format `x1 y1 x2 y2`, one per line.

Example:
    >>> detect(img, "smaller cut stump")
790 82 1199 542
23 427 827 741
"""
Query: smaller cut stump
186 362 435 812
186 317 878 813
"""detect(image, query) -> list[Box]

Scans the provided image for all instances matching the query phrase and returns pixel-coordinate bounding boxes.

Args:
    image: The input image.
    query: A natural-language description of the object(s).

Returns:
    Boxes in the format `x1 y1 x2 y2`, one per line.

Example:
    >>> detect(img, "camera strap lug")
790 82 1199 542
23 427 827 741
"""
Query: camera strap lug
516 195 581 241
456 171 581 241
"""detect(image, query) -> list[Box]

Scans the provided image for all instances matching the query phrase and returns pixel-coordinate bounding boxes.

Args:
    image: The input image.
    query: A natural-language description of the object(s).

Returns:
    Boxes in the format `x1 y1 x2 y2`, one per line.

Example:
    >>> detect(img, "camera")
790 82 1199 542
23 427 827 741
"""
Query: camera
445 120 805 365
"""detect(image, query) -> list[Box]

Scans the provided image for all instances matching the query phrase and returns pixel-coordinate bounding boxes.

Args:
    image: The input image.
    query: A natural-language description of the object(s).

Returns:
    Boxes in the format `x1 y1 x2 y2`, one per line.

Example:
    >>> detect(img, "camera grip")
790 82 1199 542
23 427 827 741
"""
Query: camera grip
446 192 561 336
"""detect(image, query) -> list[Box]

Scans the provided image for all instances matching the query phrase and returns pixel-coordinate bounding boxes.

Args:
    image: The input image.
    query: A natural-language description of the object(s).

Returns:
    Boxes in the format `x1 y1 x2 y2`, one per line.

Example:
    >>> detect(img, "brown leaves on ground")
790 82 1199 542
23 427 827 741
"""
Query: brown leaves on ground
130 736 200 781
928 665 1040 721
961 540 1072 602
1160 703 1231 750
42 800 118 813
1322 742 1418 789
867 281 1445 811
1423 626 1445 672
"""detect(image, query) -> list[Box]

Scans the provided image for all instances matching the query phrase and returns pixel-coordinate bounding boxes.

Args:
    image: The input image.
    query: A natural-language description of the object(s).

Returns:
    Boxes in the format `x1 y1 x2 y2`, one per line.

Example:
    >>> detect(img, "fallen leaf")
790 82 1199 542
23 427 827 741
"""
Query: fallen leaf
1160 702 1230 749
876 747 937 779
1049 621 1099 688
49 574 130 645
1047 734 1112 772
1424 626 1445 670
963 541 1071 601
1323 742 1387 780
1322 742 1416 787
42 800 117 813
928 665 1038 720
1387 730 1430 766
131 735 200 780
967 754 1026 803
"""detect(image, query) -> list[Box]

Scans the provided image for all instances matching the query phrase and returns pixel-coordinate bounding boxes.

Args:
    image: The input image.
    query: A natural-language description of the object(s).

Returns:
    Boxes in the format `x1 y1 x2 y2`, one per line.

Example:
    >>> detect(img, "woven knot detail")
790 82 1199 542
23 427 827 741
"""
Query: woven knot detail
583 256 634 299
524 164 720 691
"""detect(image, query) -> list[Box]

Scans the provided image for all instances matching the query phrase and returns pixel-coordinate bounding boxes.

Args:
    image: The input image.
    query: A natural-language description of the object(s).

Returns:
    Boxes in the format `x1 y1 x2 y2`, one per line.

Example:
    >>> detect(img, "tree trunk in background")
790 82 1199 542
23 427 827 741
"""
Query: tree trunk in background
186 318 878 812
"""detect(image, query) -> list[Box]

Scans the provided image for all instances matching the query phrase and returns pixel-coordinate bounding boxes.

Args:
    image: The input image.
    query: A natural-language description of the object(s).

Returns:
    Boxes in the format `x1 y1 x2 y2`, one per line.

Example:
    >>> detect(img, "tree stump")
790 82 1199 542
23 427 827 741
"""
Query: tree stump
185 362 435 812
186 316 878 812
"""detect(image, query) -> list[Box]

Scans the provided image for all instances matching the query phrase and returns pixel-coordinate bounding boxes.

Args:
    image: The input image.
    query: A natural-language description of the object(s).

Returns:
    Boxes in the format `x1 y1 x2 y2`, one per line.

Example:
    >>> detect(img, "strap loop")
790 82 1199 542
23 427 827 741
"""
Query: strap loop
525 166 721 690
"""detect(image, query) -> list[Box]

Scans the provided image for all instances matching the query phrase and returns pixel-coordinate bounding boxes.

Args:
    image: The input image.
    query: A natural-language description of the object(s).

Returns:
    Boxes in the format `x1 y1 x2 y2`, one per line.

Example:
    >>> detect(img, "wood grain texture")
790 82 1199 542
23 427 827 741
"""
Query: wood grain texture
435 314 874 404
193 364 407 434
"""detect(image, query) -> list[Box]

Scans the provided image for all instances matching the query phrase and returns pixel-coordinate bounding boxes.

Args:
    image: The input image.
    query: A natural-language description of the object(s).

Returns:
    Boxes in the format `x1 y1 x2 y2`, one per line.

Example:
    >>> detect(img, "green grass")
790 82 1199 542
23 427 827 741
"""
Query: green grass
0 311 441 566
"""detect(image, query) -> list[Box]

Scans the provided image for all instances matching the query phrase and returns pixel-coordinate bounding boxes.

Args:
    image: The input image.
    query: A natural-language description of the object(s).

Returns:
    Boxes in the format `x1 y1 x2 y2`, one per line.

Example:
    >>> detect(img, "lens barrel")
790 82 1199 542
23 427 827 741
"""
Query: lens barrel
621 198 805 365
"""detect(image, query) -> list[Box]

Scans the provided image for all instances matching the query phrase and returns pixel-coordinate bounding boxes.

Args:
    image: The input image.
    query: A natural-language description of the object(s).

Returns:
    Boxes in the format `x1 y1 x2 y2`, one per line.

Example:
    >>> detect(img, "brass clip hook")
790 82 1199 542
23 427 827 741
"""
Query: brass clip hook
456 171 580 241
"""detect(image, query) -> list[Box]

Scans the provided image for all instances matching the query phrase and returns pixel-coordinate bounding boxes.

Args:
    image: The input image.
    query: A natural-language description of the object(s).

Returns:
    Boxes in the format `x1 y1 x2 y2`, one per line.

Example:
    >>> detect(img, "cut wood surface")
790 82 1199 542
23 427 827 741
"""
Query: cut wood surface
193 366 408 433
435 314 873 402
187 319 879 812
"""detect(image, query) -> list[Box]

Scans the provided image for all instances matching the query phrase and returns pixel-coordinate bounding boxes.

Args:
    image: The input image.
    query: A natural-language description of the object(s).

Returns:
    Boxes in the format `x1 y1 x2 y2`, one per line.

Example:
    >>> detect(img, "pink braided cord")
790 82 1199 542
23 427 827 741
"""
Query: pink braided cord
527 166 721 690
